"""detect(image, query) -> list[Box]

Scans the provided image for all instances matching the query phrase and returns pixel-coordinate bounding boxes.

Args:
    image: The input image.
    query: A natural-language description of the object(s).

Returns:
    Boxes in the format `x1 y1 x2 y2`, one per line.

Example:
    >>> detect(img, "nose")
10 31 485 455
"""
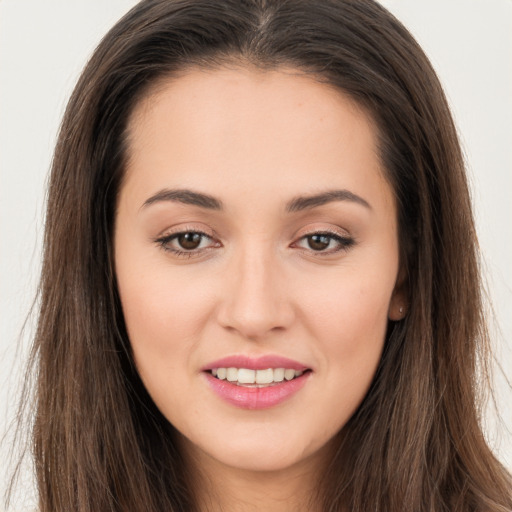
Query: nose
216 244 295 340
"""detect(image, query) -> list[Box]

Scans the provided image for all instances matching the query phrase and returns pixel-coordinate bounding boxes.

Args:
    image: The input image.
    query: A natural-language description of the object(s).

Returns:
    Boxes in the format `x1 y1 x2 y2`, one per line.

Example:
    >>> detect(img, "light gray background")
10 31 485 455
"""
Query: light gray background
1 1 511 509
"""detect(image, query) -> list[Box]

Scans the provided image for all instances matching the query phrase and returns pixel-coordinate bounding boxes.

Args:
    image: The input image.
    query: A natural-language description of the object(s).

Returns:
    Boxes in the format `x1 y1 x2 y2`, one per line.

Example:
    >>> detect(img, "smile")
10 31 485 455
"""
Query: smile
203 356 312 409
211 367 304 387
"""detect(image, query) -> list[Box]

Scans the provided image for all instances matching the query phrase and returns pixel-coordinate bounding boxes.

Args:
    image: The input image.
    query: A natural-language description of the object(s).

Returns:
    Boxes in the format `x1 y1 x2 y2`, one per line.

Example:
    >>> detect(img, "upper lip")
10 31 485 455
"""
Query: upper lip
202 355 310 372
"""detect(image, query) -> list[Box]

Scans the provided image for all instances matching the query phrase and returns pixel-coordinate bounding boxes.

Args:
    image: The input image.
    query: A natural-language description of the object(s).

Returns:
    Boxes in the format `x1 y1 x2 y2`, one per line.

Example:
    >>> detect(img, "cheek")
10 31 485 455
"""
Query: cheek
300 266 393 345
115 253 215 374
116 265 220 424
296 265 393 403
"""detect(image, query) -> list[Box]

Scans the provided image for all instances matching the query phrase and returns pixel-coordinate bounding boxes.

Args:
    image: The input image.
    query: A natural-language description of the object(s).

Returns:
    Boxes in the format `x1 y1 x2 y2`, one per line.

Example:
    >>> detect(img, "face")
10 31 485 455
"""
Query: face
114 67 405 476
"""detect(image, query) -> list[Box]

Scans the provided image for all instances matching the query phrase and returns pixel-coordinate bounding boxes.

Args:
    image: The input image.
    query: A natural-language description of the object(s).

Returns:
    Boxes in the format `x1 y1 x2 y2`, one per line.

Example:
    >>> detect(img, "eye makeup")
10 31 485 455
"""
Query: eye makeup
153 226 356 259
293 231 355 255
154 226 220 259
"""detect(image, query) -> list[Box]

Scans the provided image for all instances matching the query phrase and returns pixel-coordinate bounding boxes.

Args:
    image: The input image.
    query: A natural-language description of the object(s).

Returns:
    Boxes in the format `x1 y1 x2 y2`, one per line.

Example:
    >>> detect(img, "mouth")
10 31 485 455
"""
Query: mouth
203 356 312 409
209 367 309 387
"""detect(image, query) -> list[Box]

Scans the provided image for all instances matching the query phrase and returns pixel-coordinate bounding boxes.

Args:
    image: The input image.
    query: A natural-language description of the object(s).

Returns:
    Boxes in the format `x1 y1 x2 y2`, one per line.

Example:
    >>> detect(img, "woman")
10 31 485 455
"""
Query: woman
14 0 512 510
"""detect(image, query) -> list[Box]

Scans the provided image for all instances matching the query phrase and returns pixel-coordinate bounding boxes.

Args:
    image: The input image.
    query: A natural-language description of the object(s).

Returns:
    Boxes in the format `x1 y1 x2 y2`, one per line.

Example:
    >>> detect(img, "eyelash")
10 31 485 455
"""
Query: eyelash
293 231 355 255
155 230 219 259
154 230 355 258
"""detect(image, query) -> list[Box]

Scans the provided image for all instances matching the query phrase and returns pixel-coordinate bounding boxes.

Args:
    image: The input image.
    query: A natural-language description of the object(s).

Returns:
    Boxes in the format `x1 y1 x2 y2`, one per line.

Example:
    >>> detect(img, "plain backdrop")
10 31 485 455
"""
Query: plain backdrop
1 1 511 509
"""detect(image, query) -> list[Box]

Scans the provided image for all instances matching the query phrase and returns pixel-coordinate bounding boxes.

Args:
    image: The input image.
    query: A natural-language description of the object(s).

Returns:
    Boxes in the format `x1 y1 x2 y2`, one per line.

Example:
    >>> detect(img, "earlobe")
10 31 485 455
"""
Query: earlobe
388 301 407 321
388 266 408 321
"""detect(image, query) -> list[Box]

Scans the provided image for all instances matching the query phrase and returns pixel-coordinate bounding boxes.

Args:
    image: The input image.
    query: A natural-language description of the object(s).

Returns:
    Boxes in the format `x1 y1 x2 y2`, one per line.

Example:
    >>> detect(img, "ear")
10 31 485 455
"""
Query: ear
388 265 408 321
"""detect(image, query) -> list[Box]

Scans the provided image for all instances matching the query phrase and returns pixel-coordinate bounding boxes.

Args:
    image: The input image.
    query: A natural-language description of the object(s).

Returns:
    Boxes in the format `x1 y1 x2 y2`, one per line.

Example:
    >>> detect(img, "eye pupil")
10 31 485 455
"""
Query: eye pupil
307 234 330 251
178 232 202 250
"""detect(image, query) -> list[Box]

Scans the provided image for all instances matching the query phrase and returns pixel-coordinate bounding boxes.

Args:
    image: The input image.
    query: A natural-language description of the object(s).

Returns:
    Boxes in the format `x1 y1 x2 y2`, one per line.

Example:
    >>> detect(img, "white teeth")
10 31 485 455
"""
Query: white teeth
284 369 295 381
255 368 273 384
210 367 306 385
238 368 256 384
273 368 285 382
226 367 238 382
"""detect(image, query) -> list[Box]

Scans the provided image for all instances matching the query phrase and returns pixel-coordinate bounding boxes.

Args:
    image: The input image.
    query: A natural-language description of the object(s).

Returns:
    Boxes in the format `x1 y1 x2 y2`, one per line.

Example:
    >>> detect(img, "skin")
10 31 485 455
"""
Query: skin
114 66 406 511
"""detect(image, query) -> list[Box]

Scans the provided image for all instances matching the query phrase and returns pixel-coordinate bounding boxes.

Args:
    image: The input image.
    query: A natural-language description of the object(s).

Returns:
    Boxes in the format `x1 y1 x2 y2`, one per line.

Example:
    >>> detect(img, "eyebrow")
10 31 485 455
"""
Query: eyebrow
141 188 371 212
285 189 371 212
142 189 223 210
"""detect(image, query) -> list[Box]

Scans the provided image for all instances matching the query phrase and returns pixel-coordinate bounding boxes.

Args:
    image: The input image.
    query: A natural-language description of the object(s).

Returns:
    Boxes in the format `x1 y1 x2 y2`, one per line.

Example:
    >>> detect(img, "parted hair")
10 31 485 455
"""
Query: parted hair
14 0 512 510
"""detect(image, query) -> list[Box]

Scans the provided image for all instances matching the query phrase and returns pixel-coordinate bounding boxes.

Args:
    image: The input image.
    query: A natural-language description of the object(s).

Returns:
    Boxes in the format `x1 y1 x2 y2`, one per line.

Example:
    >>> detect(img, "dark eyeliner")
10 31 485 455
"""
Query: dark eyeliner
296 231 356 255
154 230 216 257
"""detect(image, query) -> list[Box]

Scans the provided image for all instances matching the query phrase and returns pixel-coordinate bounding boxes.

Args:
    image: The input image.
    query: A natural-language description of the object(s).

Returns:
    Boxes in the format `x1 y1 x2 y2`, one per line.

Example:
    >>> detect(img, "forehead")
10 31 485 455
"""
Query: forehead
122 66 393 216
126 65 377 159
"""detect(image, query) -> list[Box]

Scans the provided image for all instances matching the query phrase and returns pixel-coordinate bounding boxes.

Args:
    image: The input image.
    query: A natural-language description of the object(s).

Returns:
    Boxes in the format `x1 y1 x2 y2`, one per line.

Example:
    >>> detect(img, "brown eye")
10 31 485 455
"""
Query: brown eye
307 234 331 251
294 231 355 255
155 230 217 256
177 232 203 250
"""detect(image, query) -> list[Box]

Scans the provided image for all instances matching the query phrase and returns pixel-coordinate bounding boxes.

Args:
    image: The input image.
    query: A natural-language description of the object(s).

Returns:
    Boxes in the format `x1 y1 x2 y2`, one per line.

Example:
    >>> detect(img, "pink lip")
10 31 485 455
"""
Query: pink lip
202 355 311 410
204 372 310 410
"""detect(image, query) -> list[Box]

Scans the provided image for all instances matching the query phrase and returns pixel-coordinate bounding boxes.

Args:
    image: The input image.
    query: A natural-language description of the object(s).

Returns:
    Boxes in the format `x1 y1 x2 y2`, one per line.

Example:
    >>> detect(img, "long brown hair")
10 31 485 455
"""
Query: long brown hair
13 0 512 510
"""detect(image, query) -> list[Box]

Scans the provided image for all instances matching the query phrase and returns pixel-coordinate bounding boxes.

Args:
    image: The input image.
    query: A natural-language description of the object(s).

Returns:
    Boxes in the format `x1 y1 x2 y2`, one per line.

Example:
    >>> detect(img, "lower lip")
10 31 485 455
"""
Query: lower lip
204 372 310 410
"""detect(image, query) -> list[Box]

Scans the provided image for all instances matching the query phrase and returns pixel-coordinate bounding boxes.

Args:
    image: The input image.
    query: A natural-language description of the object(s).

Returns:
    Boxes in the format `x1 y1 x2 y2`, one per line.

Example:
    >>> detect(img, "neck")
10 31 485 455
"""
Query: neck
197 464 321 512
182 442 328 512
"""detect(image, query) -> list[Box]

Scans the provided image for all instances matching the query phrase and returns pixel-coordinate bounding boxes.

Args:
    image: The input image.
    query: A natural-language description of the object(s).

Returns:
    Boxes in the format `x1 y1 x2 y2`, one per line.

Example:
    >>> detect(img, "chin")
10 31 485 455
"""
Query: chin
186 426 334 475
